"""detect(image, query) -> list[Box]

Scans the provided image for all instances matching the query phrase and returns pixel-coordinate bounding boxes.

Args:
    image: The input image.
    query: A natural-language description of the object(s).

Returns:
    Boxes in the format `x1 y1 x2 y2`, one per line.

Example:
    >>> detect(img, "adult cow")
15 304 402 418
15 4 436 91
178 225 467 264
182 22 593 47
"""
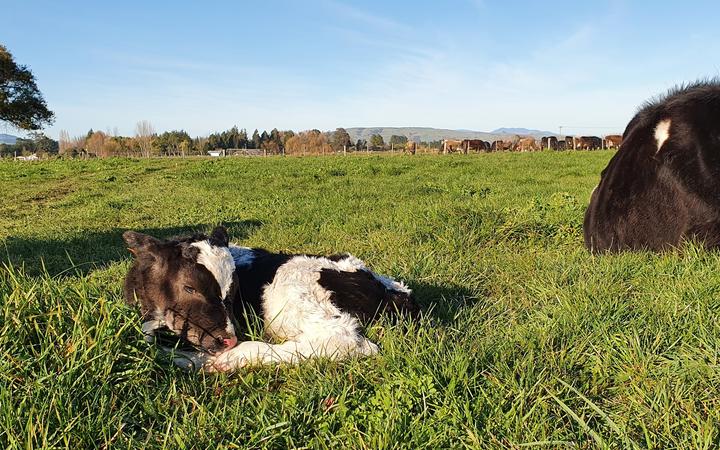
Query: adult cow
584 80 720 252
576 136 602 150
461 139 487 153
604 134 622 149
516 137 538 151
541 136 558 150
442 139 463 154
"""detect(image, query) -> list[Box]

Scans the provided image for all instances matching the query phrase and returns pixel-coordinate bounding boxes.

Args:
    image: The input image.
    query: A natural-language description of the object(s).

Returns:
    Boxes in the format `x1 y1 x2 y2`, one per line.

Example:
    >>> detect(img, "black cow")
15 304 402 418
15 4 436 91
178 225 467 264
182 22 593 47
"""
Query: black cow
461 139 489 152
541 136 558 150
584 80 720 252
565 136 576 149
576 136 602 150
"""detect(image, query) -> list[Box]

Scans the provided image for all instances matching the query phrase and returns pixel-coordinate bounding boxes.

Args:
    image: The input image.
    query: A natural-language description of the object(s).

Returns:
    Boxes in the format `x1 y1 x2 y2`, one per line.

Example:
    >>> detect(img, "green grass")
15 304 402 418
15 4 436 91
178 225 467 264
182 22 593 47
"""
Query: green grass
1 152 719 449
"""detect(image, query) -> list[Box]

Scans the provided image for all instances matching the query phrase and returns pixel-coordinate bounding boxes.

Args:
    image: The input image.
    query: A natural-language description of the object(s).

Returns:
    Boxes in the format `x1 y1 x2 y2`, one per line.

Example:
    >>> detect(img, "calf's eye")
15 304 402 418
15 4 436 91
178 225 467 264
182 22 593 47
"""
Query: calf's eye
183 286 196 294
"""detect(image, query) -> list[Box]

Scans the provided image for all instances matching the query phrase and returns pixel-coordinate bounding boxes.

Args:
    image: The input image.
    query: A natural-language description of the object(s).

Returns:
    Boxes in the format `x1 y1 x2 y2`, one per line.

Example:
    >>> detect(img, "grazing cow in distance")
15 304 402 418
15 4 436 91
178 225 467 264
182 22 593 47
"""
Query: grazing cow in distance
575 136 602 150
584 80 720 252
461 139 490 153
565 136 576 149
516 137 538 151
604 134 622 149
541 136 558 150
491 138 516 151
442 139 463 154
557 140 567 150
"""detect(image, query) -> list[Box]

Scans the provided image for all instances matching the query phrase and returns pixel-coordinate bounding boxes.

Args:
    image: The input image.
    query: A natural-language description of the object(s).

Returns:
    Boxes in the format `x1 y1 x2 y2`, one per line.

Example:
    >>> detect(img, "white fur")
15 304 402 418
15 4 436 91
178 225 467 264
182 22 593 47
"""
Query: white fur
191 240 236 300
204 252 408 372
141 318 164 344
654 119 671 152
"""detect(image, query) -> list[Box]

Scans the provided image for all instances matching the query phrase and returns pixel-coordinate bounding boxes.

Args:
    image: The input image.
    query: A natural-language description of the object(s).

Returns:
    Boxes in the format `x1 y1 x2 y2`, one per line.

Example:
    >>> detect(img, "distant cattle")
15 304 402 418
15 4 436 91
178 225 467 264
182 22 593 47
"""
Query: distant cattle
557 140 567 150
604 134 622 149
491 138 516 151
516 137 539 151
541 136 558 150
571 136 602 150
461 139 490 152
442 139 463 153
584 80 720 251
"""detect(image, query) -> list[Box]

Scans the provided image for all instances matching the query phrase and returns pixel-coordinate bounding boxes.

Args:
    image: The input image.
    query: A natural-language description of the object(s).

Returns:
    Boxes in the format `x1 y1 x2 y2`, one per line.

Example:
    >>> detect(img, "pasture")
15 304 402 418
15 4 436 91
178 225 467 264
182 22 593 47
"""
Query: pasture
1 152 719 449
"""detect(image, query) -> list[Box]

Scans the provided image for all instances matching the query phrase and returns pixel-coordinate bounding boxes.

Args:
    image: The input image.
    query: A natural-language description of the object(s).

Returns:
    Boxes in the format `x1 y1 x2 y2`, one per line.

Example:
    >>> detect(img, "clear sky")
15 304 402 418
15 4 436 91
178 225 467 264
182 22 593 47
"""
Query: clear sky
4 0 720 139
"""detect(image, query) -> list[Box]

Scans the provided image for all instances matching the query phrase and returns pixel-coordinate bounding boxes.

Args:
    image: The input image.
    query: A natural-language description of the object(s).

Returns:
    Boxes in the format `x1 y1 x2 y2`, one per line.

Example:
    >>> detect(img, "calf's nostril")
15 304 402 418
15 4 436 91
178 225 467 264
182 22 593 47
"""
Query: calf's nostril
223 337 238 348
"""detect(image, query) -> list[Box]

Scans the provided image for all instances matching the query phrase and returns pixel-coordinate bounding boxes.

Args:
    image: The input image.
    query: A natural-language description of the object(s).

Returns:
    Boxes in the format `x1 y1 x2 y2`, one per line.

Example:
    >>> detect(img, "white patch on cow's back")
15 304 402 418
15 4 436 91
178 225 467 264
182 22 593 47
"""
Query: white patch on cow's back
329 253 411 294
191 240 235 300
229 244 255 267
328 254 366 271
261 255 361 342
654 119 671 152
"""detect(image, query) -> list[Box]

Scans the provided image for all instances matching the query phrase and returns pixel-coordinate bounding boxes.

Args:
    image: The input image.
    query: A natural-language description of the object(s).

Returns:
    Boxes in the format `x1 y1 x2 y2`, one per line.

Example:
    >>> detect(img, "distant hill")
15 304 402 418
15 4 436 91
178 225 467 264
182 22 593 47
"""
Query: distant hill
0 134 18 145
490 128 558 138
345 127 557 143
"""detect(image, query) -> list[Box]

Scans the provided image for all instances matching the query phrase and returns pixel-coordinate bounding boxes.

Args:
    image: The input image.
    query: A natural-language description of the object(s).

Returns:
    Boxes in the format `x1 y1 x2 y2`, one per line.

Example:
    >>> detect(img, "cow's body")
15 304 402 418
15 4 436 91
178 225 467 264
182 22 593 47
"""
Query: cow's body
576 136 602 150
461 139 490 152
541 136 559 150
491 137 518 151
584 80 720 252
517 137 538 151
604 134 622 149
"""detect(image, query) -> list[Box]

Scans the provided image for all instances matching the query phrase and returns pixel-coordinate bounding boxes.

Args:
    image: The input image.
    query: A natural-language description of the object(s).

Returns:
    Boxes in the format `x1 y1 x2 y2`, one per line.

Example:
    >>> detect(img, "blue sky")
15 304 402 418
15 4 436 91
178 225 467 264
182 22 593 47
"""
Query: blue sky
3 0 720 138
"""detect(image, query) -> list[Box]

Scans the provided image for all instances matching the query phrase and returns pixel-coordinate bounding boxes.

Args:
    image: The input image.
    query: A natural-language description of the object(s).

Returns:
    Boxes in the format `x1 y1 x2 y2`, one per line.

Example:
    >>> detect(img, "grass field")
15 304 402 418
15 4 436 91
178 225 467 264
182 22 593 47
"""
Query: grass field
2 152 720 449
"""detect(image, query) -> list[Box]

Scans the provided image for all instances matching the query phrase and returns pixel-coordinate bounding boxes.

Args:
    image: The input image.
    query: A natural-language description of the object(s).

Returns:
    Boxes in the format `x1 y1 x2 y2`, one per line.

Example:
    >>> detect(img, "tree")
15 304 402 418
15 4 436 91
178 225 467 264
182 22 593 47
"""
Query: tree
251 129 261 149
369 134 385 150
85 130 107 156
58 130 71 154
355 139 367 151
0 45 54 130
135 120 155 157
389 135 408 146
285 130 332 155
332 128 352 152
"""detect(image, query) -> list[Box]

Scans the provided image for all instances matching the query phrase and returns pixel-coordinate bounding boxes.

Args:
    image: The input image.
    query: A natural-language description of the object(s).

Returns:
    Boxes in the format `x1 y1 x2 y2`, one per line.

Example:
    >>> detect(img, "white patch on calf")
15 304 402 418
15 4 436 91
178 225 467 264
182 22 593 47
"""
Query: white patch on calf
191 240 235 301
654 119 671 152
261 255 354 342
328 253 411 294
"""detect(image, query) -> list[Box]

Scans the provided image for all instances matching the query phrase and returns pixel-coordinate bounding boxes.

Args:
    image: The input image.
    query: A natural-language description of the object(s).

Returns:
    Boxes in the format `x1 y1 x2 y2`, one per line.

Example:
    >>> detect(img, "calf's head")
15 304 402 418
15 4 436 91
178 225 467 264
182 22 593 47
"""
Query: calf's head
123 226 239 354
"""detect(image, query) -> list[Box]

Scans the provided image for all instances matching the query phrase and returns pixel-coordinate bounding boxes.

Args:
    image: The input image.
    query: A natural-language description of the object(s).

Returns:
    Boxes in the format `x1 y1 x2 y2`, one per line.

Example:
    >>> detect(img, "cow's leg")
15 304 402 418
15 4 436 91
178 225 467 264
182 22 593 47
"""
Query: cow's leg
205 336 378 372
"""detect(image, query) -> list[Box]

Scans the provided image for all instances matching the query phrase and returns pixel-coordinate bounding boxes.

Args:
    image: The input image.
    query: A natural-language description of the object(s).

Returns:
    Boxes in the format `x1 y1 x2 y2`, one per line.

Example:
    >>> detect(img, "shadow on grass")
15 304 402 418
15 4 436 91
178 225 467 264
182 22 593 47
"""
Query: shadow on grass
409 280 483 325
1 220 264 276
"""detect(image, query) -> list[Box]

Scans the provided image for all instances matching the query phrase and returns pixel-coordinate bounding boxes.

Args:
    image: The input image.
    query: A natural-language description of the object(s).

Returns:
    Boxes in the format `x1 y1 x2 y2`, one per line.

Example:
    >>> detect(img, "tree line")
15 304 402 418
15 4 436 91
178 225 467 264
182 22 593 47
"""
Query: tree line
0 123 446 158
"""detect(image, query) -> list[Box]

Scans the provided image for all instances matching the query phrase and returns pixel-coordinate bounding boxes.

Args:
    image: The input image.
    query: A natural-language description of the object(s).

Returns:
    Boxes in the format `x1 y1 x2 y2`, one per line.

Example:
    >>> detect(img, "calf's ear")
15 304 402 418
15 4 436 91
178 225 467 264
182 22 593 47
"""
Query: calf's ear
123 231 162 256
209 226 229 247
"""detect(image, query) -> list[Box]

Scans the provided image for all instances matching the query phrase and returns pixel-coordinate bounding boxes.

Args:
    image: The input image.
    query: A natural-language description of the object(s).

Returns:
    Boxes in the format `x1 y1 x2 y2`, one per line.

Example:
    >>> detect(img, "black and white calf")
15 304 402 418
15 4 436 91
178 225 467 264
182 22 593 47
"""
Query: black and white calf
584 80 720 252
123 227 419 371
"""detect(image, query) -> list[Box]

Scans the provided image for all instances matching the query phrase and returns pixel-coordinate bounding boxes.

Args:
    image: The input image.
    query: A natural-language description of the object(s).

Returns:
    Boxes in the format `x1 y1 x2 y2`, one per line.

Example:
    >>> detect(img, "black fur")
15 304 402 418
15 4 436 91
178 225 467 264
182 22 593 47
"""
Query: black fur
234 249 292 314
584 79 720 252
318 268 419 321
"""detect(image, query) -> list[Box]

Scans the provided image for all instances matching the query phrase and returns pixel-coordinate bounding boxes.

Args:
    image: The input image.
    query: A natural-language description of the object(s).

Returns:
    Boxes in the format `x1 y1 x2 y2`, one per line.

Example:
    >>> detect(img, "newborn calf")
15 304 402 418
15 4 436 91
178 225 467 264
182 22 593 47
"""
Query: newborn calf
123 226 418 371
